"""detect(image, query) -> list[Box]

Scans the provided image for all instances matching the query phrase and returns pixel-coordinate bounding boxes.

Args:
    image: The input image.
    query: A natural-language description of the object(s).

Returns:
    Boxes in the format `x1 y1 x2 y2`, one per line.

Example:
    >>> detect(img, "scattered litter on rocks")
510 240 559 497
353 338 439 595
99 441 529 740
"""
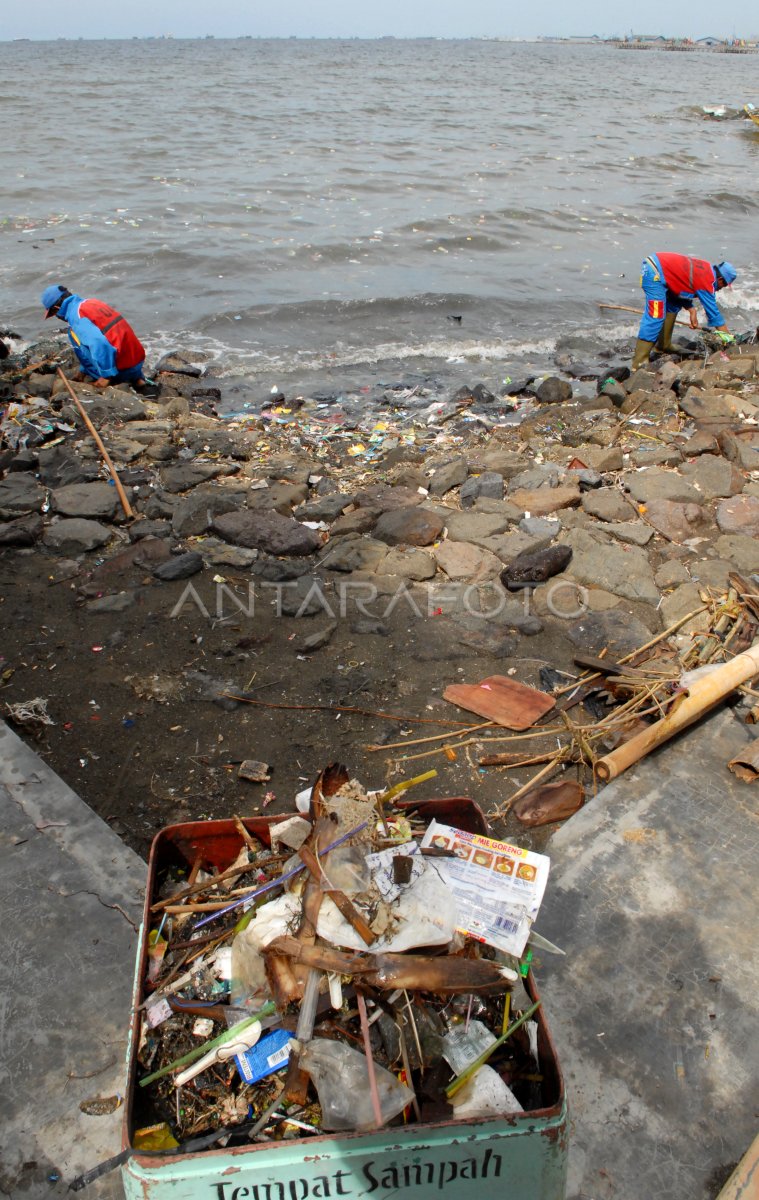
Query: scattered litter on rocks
4 332 759 856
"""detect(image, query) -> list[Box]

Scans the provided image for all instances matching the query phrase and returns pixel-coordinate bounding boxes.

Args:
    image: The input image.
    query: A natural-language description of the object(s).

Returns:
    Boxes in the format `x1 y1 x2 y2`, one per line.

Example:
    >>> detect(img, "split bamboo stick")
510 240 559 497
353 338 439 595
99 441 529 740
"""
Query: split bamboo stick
595 641 759 782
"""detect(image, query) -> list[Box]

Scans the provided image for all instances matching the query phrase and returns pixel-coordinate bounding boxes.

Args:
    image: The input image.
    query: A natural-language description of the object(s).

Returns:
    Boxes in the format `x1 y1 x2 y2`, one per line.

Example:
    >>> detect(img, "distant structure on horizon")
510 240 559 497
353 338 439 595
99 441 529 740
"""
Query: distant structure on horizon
537 32 757 50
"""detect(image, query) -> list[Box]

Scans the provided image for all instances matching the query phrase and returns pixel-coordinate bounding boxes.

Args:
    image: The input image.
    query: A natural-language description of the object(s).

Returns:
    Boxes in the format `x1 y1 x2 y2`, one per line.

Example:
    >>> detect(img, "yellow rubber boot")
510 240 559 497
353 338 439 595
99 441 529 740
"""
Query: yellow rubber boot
656 312 677 352
631 339 655 370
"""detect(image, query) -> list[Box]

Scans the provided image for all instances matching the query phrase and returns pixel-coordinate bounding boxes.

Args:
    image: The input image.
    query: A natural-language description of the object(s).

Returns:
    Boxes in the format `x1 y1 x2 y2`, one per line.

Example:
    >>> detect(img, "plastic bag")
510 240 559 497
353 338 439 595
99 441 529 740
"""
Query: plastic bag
231 892 301 1007
299 1037 414 1130
317 859 457 953
449 1065 524 1119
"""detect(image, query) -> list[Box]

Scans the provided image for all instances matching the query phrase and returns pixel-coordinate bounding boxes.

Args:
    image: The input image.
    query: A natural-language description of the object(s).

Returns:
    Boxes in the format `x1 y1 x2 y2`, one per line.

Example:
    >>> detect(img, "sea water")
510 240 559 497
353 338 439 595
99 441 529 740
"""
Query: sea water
2 37 758 391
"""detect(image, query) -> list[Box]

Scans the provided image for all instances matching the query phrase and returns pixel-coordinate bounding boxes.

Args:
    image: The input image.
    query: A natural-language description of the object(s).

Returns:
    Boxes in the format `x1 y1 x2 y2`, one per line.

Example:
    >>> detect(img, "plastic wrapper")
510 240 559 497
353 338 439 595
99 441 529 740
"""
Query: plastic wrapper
316 858 458 953
449 1065 524 1119
299 1037 415 1131
231 892 302 1006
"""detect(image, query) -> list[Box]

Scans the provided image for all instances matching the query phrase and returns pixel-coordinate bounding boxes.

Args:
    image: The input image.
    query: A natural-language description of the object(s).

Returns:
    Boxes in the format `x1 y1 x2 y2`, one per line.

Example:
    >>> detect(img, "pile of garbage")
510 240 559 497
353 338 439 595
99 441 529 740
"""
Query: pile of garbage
131 767 558 1152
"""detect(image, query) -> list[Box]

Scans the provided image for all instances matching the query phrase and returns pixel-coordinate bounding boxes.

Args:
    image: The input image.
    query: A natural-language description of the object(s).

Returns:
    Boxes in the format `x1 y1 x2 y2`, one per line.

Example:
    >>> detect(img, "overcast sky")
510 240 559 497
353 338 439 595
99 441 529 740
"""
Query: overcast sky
2 0 756 41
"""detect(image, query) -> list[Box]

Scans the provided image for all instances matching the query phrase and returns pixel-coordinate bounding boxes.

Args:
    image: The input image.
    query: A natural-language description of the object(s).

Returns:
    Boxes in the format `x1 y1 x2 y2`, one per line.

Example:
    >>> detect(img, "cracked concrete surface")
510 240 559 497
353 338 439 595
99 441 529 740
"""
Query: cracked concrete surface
0 721 145 1199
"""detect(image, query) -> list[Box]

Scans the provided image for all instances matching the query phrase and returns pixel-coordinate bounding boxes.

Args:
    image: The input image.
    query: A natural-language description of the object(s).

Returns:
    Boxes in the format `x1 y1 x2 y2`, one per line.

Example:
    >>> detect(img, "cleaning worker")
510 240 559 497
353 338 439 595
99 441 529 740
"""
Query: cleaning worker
632 253 737 370
40 284 157 394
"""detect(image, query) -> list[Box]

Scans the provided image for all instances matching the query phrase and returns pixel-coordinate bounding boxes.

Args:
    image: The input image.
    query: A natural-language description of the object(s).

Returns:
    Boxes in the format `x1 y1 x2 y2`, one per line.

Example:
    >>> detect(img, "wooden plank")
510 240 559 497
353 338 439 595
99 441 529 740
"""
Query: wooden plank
443 675 555 730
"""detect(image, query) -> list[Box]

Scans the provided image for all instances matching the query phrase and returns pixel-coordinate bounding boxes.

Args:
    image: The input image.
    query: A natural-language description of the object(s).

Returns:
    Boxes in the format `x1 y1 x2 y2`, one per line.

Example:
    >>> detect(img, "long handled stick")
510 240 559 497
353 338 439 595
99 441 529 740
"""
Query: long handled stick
598 302 689 326
56 368 134 519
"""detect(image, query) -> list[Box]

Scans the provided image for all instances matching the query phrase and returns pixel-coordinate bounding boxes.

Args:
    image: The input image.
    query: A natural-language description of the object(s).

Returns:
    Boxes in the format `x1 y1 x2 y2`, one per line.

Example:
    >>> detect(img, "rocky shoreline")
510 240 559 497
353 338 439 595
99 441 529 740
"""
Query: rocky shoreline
2 331 758 855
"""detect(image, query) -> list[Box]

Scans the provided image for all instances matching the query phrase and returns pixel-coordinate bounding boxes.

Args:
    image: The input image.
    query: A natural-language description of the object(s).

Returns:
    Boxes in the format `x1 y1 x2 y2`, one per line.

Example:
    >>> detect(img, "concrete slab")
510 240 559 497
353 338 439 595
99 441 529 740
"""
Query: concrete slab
537 710 759 1200
0 721 145 1198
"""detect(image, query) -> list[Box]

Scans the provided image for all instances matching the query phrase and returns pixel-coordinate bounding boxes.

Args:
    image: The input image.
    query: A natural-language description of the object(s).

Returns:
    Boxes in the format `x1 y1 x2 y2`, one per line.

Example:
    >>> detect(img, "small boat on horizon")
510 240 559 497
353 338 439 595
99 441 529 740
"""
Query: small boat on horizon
744 102 759 126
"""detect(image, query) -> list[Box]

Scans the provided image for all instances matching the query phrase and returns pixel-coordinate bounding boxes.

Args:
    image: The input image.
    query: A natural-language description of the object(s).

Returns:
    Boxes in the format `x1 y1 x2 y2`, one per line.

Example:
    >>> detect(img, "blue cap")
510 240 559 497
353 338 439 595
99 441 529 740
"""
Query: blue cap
41 284 67 317
716 261 737 286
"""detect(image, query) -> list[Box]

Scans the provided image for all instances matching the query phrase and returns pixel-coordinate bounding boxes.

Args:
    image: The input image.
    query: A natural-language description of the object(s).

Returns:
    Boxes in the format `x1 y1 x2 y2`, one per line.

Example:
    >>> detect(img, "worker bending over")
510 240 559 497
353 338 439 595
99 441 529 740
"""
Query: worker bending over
632 252 736 370
41 284 156 394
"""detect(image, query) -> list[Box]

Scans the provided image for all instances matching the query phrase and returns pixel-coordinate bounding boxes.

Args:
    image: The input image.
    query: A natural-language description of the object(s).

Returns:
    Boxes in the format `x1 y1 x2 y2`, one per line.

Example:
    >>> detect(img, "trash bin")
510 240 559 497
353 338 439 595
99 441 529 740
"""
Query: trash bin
122 809 568 1200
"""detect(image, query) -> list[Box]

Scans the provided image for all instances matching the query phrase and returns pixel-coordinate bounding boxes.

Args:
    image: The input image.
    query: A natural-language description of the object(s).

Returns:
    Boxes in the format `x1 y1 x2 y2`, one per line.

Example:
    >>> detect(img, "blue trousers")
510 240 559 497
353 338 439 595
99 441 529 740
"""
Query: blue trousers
637 255 683 341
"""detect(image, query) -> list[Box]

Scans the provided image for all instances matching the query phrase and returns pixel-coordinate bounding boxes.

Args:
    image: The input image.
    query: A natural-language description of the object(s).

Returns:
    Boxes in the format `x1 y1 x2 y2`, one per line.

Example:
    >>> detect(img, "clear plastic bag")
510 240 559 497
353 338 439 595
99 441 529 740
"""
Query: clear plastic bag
449 1065 524 1119
299 1037 414 1130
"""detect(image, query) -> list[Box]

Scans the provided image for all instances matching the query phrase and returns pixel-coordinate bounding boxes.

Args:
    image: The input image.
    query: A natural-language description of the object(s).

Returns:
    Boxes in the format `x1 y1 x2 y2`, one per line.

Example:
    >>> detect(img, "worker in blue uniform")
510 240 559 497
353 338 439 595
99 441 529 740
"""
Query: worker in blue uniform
41 284 156 394
632 253 736 370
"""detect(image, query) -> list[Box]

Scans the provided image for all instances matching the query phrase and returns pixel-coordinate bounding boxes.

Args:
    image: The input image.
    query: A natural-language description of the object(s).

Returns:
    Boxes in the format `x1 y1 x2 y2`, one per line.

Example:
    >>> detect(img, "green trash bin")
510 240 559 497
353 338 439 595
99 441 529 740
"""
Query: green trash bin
122 815 568 1200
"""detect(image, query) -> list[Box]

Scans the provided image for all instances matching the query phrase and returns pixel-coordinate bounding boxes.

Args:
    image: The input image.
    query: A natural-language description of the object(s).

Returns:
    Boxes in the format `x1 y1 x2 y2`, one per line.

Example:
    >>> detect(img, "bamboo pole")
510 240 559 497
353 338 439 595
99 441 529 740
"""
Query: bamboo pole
598 302 689 325
595 641 759 782
56 368 134 518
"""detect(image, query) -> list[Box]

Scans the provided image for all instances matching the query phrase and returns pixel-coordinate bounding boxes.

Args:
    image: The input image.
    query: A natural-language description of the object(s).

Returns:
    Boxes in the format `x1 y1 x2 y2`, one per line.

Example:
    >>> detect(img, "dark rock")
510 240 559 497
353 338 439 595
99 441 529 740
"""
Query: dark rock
128 520 171 542
500 544 573 591
51 482 118 521
572 468 603 490
172 488 245 537
0 474 46 519
682 432 719 457
716 495 759 538
374 507 446 547
596 379 627 407
679 455 744 501
153 551 204 581
502 377 535 397
460 472 504 508
82 537 171 591
72 390 146 424
718 431 759 471
160 463 230 493
330 509 379 537
211 510 322 556
8 449 39 472
43 518 113 554
247 482 309 514
295 495 352 522
625 469 701 505
181 429 255 459
86 591 136 613
353 485 423 512
141 493 177 520
273 575 329 618
643 499 707 542
38 445 101 488
154 351 203 377
251 558 312 582
300 623 337 652
536 377 573 405
350 618 389 636
582 489 634 523
320 537 388 573
566 611 653 658
0 514 43 546
596 365 631 392
428 457 468 497
471 383 497 404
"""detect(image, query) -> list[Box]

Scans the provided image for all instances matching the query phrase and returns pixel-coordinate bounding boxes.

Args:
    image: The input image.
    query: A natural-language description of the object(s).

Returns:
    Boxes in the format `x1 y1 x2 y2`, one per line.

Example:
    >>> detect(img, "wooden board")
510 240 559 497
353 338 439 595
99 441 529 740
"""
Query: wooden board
443 674 555 729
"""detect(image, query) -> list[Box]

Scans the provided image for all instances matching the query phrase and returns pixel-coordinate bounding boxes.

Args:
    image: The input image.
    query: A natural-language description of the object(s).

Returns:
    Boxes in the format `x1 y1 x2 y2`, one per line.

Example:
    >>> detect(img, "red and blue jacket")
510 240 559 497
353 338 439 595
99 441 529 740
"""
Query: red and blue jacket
654 252 724 327
58 293 145 379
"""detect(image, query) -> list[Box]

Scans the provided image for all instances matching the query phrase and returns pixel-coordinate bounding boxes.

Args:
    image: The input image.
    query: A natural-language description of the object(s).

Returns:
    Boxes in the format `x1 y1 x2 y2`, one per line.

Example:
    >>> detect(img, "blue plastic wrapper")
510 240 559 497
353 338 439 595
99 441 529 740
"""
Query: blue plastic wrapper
234 1028 293 1084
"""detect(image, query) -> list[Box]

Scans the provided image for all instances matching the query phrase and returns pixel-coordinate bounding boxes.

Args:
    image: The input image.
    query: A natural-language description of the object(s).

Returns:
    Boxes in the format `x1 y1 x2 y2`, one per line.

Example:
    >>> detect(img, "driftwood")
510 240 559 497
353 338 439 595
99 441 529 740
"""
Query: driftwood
266 936 515 995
